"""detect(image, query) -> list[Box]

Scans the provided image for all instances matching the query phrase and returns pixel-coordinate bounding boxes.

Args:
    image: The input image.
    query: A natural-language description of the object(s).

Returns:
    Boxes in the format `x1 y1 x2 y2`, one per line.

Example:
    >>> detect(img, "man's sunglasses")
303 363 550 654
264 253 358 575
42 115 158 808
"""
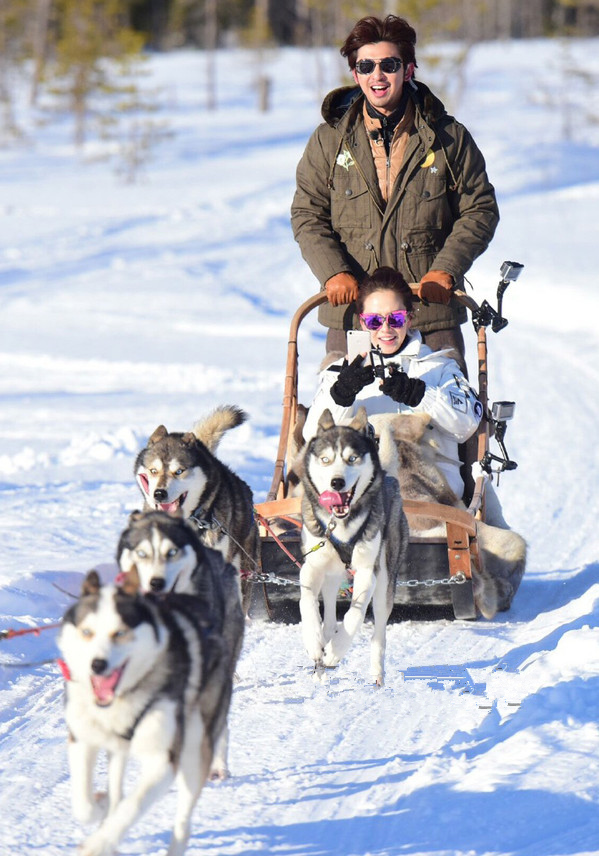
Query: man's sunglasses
355 57 403 75
359 310 409 331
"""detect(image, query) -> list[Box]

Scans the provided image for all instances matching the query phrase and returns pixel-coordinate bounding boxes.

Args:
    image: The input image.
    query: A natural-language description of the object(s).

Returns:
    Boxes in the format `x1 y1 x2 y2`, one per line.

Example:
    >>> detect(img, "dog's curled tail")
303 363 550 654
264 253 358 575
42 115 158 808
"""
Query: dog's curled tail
192 405 248 452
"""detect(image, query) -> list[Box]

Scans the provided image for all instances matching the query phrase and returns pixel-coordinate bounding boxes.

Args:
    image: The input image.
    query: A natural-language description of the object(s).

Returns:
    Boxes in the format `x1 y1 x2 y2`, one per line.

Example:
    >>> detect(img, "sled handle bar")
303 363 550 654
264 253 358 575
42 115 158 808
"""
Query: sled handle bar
266 288 489 519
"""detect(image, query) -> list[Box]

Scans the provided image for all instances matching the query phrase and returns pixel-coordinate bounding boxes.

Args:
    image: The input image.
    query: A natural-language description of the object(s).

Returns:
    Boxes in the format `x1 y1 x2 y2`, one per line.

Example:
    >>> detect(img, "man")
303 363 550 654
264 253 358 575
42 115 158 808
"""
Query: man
291 14 499 370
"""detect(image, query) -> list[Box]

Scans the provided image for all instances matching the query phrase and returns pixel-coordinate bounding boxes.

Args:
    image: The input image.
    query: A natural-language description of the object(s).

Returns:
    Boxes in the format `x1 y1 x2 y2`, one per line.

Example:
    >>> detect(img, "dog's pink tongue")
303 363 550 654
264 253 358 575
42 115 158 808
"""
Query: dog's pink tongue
91 665 124 705
159 500 179 512
319 490 344 512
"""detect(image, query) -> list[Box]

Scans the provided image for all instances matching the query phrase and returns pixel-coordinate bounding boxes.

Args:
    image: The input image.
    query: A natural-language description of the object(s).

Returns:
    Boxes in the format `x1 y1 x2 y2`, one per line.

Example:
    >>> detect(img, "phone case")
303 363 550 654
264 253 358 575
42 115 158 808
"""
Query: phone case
346 330 372 364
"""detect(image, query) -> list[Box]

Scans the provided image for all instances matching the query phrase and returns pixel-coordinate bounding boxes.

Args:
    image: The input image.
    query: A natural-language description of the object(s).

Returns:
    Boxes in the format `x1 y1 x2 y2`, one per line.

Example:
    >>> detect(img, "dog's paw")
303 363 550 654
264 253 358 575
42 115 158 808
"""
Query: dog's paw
78 830 115 856
322 642 341 668
73 792 108 826
323 630 352 666
312 662 329 684
209 762 230 782
303 634 325 665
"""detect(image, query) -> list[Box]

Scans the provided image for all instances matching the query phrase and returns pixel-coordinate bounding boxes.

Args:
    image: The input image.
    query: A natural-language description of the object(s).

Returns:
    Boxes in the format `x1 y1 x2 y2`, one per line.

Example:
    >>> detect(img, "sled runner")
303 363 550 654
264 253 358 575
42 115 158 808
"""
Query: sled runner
253 263 522 622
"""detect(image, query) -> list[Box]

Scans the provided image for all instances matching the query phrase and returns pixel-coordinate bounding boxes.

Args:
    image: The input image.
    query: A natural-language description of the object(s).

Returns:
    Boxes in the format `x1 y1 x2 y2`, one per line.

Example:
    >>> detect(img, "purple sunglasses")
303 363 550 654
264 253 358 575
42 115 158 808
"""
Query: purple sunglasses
359 310 409 331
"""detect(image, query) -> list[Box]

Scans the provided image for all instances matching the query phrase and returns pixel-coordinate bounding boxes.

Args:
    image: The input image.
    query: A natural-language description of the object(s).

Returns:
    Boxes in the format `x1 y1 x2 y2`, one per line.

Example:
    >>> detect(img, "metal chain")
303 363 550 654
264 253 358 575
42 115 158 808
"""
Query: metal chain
251 570 467 588
251 571 303 587
396 573 467 588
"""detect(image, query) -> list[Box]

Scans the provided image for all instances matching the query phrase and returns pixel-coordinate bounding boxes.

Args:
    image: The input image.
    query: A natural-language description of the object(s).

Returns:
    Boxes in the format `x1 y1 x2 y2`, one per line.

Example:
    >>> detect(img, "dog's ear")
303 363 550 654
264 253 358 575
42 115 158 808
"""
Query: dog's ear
181 431 197 446
149 425 168 445
82 570 101 596
317 409 335 433
349 406 369 434
120 566 141 596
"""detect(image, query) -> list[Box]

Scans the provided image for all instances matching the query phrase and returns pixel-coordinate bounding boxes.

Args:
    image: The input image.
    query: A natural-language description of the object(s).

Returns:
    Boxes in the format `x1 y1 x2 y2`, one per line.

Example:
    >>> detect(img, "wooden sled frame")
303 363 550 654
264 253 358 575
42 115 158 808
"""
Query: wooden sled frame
254 289 491 620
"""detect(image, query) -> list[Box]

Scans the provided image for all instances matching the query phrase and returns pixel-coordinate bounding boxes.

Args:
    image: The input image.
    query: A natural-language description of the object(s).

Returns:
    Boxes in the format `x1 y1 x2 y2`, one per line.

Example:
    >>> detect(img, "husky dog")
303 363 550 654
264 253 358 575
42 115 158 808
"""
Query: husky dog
296 407 408 685
116 509 229 596
58 567 243 856
371 411 527 618
116 509 245 779
134 405 259 585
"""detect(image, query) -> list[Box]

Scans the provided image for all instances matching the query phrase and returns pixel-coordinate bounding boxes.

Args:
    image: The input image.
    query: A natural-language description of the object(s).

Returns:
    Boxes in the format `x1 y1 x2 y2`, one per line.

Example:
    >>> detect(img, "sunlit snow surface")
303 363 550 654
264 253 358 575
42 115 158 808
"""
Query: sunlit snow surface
1 39 599 856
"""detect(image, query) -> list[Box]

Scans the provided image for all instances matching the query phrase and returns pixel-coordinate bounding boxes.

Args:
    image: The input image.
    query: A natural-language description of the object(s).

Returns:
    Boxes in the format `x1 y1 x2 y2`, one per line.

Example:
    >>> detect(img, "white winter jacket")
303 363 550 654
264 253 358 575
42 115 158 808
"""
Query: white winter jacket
303 332 482 498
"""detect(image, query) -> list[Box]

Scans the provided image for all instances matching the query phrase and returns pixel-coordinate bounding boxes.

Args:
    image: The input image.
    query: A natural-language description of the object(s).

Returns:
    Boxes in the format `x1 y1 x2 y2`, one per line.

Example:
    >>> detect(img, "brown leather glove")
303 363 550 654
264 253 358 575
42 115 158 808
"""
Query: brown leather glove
417 270 454 306
325 272 359 307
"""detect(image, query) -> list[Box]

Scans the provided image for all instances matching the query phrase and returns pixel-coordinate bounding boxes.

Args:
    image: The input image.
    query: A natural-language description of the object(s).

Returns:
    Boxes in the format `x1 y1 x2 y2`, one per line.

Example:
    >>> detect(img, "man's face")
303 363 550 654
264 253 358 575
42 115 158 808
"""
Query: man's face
352 41 413 116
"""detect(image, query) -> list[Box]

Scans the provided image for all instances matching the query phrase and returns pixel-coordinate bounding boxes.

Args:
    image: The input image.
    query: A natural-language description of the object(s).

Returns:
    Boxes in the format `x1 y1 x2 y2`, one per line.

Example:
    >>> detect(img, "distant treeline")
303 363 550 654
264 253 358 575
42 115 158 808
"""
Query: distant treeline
1 0 597 164
130 0 599 48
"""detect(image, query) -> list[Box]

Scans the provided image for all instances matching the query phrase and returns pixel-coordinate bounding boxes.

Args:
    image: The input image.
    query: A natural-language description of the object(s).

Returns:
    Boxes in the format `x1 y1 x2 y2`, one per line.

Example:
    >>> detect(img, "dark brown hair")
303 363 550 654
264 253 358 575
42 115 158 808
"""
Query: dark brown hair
356 267 414 314
340 15 417 70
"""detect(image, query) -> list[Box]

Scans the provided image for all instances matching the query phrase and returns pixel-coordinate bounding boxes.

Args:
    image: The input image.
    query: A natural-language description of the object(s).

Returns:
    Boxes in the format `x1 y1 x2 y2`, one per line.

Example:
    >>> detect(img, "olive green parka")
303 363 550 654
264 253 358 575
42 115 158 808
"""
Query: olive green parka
291 80 499 333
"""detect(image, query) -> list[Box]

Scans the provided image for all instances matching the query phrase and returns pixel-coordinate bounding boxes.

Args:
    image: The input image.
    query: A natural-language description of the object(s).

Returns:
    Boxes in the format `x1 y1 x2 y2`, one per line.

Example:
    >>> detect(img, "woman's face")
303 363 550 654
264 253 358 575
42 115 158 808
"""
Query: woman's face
359 289 411 355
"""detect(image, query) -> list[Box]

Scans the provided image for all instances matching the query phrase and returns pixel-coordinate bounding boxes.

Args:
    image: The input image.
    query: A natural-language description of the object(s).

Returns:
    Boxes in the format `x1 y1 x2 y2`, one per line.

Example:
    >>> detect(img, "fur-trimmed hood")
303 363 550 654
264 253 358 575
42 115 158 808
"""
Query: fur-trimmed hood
320 80 447 132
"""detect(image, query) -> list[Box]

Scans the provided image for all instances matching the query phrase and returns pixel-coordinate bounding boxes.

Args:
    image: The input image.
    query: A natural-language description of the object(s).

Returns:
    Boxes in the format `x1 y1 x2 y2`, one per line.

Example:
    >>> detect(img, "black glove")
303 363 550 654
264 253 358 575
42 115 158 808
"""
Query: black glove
330 355 375 406
380 369 426 406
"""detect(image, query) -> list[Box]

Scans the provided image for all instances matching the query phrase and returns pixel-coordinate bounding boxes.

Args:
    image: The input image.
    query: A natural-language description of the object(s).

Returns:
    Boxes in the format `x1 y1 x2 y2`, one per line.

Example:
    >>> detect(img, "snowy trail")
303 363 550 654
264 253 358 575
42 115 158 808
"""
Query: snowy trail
1 41 599 856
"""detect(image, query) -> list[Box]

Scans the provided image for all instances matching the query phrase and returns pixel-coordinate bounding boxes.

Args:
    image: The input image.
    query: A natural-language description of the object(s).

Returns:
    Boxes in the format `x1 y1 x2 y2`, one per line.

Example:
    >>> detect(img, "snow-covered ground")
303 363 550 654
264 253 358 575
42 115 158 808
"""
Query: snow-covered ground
1 37 599 856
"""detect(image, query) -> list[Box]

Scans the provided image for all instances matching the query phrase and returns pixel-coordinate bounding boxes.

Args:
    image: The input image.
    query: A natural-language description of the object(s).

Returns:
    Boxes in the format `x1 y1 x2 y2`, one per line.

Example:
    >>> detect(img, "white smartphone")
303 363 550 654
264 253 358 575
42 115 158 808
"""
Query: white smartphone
346 329 372 364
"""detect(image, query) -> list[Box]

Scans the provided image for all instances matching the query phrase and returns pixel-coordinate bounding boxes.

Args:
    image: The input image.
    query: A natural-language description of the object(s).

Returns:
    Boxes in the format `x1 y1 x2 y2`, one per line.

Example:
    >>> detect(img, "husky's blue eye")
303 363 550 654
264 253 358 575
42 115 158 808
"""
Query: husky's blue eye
347 455 358 463
167 548 178 558
113 629 128 640
136 549 147 559
320 456 331 464
80 628 93 639
174 468 185 476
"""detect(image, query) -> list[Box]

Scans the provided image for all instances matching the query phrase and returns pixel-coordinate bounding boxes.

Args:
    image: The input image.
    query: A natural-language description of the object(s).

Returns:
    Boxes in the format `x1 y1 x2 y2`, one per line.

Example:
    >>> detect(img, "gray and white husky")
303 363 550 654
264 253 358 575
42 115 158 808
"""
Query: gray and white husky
58 565 243 856
296 407 409 685
133 405 259 584
116 509 245 779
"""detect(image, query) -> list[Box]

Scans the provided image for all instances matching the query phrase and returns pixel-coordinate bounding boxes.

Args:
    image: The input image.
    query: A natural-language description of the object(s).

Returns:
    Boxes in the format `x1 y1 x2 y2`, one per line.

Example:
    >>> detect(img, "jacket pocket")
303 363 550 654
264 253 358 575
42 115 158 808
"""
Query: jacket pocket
331 183 372 229
402 228 445 255
402 178 450 231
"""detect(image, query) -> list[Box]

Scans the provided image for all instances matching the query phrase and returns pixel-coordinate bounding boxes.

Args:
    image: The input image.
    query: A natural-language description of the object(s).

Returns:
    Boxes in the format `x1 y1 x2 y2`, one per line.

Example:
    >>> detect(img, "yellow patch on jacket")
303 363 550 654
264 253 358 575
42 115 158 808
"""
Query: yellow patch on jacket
420 149 435 169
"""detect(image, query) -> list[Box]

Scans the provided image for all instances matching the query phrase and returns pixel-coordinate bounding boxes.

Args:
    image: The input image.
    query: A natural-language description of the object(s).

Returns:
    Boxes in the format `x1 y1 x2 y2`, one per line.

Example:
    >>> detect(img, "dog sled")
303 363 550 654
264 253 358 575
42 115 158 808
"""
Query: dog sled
252 263 523 622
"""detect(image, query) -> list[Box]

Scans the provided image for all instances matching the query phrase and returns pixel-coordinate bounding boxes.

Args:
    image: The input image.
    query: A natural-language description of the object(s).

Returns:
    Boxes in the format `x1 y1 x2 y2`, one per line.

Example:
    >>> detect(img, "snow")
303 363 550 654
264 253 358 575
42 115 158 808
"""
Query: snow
1 37 599 856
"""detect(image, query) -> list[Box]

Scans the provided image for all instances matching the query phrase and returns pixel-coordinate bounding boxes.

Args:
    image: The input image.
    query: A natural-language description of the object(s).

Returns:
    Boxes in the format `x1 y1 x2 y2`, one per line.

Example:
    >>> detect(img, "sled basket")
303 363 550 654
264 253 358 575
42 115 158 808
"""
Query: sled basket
253 289 492 622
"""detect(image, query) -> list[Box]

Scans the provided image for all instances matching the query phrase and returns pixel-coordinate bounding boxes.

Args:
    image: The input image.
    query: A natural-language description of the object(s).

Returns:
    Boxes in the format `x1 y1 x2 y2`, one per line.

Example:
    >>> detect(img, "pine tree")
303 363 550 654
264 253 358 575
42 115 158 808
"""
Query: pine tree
0 0 30 142
46 0 145 146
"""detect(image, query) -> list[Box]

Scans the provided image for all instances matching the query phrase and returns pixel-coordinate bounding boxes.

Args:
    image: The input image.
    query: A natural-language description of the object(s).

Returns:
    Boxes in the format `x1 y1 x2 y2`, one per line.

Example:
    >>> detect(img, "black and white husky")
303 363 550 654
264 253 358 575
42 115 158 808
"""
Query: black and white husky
116 509 245 779
296 407 409 685
58 565 243 856
116 508 230 596
133 405 259 581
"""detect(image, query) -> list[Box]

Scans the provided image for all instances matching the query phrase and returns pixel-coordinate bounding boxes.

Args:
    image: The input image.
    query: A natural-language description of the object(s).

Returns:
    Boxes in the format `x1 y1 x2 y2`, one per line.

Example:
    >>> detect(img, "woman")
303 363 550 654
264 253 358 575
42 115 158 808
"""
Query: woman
303 267 483 499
